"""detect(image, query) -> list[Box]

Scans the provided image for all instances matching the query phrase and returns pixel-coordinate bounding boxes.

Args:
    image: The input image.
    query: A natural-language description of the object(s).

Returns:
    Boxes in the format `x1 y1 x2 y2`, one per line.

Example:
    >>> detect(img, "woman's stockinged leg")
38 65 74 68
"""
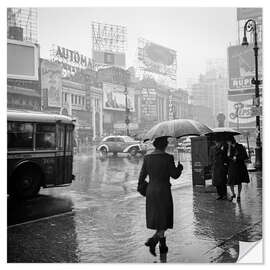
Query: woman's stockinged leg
237 184 242 201
230 185 235 195
152 230 159 238
238 183 242 195
229 185 236 201
157 230 165 238
158 230 168 253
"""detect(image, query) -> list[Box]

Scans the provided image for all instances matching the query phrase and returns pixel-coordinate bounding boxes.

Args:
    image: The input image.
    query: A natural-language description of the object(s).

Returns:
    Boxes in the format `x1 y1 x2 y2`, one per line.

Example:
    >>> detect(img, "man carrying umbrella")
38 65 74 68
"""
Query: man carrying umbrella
209 137 229 200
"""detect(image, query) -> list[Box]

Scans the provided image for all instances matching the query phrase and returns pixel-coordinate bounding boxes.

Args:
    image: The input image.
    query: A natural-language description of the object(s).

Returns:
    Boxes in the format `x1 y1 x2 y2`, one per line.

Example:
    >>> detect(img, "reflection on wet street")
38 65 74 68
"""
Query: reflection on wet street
8 147 262 263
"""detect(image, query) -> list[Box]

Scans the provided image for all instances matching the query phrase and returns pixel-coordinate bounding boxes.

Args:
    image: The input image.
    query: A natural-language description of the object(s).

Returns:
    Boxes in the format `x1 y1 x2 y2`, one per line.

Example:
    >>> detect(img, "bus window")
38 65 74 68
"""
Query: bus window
57 125 65 150
36 124 56 149
65 125 73 151
8 122 33 150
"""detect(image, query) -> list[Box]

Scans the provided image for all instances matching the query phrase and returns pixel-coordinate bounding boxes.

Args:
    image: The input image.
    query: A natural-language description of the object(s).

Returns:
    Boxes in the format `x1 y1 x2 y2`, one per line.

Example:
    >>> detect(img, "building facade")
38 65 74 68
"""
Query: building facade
227 8 263 145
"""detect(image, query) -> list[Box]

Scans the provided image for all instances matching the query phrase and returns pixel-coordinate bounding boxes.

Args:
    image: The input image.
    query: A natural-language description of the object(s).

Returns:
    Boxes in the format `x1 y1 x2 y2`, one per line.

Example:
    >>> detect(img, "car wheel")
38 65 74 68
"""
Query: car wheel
11 167 41 199
100 147 108 157
129 147 138 156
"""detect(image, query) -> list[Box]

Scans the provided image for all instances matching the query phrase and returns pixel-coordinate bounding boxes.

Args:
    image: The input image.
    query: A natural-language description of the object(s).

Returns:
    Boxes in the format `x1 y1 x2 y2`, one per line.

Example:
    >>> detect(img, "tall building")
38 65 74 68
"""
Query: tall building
7 8 38 42
190 59 228 127
7 8 41 111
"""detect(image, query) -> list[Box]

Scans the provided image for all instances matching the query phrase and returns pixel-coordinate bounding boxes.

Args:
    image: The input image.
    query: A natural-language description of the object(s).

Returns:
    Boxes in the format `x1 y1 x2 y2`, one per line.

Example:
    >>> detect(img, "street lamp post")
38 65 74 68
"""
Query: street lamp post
242 19 262 170
124 84 130 136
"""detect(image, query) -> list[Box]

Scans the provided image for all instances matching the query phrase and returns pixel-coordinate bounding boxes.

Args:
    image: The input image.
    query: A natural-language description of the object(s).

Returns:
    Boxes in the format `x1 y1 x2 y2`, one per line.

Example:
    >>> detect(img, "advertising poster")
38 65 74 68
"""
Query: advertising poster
140 88 157 121
138 38 177 80
7 39 39 80
227 44 262 90
228 93 256 129
103 82 135 112
41 59 62 108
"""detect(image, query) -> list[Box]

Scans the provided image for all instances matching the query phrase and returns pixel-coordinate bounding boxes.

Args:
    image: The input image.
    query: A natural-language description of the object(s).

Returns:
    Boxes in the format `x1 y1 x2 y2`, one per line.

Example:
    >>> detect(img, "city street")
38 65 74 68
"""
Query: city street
8 147 262 263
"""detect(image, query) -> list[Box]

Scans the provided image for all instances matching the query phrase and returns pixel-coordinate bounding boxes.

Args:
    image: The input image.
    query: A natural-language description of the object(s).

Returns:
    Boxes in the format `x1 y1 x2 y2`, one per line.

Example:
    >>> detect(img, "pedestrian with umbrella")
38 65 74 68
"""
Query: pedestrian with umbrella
137 119 212 257
209 136 229 200
205 128 241 201
226 136 250 202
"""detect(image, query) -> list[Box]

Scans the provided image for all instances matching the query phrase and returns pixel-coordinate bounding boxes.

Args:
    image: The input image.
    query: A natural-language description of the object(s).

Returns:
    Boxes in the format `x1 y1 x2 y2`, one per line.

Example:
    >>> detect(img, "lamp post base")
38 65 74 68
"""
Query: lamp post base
255 147 262 170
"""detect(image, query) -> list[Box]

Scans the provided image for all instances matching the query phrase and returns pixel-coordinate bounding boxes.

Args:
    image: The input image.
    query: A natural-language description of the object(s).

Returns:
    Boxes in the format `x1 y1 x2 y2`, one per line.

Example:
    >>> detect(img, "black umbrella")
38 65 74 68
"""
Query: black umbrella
204 127 241 140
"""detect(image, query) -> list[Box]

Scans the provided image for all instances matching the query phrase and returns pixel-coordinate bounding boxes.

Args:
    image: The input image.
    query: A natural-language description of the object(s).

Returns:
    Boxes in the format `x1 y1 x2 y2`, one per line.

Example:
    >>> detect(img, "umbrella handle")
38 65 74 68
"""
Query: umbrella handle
176 148 180 163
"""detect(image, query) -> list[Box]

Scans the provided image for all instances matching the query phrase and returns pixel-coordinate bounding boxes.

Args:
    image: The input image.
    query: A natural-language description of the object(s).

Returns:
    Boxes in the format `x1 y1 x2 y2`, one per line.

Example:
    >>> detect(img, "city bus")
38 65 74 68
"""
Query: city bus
7 110 75 198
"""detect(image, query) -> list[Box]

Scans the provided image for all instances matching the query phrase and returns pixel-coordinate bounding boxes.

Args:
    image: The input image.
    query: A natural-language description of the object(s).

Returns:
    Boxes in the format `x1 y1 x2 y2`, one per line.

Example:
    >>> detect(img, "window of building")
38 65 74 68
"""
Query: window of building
71 94 74 104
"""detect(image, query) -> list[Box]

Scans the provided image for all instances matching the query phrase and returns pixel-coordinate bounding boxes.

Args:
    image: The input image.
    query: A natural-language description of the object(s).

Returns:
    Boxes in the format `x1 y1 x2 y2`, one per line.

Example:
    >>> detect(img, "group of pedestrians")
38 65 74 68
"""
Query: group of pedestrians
210 136 250 201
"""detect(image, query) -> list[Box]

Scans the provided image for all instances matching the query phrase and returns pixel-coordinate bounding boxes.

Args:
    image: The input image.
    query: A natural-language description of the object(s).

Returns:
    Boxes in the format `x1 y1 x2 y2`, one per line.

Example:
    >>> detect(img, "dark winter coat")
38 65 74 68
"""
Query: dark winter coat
138 150 182 230
227 143 250 185
209 143 228 186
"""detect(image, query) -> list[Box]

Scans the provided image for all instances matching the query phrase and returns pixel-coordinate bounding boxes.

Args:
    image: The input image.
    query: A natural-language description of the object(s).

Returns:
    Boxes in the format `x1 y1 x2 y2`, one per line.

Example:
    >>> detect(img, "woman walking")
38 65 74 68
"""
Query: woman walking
137 136 183 256
227 137 250 202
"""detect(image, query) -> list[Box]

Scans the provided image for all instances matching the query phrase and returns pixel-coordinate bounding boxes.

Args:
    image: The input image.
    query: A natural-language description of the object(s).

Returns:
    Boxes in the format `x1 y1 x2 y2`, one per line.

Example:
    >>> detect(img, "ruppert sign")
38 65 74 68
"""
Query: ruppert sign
227 44 262 90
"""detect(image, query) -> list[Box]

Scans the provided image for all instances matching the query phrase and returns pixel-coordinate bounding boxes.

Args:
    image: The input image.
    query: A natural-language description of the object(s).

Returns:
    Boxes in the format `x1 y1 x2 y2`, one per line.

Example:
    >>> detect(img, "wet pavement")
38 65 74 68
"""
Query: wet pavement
7 147 262 263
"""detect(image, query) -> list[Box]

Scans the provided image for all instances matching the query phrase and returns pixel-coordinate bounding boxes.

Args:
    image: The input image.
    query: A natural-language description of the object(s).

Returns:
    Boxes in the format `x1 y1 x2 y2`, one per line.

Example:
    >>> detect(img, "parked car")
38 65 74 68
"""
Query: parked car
96 135 145 156
140 140 155 155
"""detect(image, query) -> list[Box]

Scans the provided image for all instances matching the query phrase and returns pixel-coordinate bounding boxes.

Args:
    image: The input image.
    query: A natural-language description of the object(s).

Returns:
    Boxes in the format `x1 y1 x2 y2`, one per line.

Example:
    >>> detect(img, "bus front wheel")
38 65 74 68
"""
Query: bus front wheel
12 167 41 198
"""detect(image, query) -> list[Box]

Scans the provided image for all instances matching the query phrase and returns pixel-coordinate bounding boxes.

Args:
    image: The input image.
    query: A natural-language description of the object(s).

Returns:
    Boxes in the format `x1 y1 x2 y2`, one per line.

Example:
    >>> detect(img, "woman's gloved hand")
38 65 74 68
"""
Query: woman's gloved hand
177 162 184 171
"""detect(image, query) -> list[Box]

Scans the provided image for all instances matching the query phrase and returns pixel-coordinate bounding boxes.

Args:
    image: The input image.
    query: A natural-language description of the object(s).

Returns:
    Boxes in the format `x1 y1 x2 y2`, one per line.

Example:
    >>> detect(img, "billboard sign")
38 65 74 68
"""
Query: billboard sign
228 93 256 129
92 50 126 68
92 21 127 68
50 45 97 77
227 44 262 90
41 59 62 108
7 39 39 80
237 8 262 20
140 88 157 121
98 67 130 85
103 82 135 112
138 38 177 80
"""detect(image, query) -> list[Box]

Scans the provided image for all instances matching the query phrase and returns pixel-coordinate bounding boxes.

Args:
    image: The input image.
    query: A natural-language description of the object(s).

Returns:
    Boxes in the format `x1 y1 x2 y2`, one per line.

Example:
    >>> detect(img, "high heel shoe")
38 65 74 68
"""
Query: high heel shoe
159 237 168 254
145 235 159 256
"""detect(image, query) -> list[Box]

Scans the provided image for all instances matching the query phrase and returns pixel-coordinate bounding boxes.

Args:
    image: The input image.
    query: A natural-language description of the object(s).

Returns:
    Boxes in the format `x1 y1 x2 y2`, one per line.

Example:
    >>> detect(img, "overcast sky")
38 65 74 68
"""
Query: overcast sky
38 7 238 88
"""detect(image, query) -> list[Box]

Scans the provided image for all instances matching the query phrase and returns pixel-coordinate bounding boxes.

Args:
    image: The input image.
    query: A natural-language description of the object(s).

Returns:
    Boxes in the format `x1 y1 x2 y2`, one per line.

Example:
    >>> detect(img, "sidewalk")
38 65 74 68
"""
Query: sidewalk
7 171 262 263
163 170 262 263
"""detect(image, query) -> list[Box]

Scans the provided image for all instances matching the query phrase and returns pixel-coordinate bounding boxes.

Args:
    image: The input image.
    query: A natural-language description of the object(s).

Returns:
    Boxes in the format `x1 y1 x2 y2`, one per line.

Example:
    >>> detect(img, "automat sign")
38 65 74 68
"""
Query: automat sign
51 45 97 77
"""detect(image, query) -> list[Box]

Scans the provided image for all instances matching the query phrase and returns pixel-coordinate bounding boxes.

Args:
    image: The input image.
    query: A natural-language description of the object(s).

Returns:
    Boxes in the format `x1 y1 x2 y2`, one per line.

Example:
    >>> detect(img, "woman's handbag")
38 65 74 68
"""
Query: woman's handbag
137 181 148 197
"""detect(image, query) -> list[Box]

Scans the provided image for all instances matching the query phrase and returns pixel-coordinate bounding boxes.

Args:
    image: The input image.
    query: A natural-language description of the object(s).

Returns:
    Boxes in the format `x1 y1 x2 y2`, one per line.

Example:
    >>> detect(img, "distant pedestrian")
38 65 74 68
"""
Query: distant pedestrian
137 136 183 256
209 138 228 200
227 137 250 202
